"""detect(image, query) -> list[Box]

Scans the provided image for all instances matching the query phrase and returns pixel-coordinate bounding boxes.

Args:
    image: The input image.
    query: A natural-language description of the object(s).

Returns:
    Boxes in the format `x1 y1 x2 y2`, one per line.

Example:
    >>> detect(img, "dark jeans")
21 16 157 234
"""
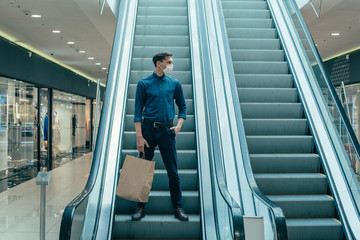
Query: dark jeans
137 121 182 210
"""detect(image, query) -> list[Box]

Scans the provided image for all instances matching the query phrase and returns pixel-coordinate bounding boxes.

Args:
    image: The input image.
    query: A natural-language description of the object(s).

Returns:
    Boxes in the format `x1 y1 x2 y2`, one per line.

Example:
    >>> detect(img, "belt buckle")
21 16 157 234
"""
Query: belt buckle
153 122 160 128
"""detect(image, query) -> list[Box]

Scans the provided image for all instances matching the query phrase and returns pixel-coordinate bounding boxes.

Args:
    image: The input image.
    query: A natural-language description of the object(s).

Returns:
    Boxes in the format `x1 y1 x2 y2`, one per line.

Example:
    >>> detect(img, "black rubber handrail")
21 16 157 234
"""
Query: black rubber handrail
196 0 245 239
214 0 289 239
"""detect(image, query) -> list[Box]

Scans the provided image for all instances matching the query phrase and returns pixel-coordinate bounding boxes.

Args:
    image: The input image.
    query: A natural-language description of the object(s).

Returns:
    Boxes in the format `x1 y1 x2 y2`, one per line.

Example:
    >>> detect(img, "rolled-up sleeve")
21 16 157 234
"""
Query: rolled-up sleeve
174 81 187 120
134 81 145 122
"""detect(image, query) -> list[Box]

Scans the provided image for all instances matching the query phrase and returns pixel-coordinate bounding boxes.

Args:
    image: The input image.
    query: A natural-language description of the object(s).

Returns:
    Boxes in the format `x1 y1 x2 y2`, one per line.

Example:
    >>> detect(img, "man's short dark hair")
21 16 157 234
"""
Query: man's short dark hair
152 51 173 67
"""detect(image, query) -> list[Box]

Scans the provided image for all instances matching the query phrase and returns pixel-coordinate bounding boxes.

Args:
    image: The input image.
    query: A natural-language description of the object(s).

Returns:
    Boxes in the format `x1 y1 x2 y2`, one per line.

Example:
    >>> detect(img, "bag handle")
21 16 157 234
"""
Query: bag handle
138 152 146 159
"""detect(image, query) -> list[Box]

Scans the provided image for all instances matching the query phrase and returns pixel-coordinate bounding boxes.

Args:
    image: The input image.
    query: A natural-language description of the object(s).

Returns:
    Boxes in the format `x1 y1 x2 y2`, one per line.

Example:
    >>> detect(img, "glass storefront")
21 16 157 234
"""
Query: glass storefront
52 90 89 168
0 76 98 193
0 77 38 192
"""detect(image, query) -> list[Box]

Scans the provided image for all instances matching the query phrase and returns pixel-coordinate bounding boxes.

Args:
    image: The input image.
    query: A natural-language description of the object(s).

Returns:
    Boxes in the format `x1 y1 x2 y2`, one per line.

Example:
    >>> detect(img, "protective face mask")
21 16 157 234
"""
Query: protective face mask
161 63 173 74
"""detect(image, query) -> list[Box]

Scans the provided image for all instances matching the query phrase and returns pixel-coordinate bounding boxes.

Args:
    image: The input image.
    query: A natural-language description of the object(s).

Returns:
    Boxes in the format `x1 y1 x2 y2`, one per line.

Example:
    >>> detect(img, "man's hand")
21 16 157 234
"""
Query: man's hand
170 118 185 135
137 136 149 153
170 126 181 135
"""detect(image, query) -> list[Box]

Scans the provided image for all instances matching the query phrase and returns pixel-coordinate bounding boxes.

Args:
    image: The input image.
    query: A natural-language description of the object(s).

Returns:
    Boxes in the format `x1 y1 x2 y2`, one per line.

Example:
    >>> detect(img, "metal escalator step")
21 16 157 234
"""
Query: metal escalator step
227 28 276 39
229 38 280 50
130 70 192 84
135 25 189 36
243 119 308 135
151 169 198 190
235 74 293 88
241 103 303 118
137 6 187 17
238 88 297 103
233 61 288 74
286 218 343 240
254 173 328 194
138 0 187 8
113 214 200 239
250 153 320 173
246 135 314 153
132 46 190 58
267 195 335 218
222 1 268 10
121 149 197 169
116 191 199 214
122 131 196 150
131 57 190 71
225 18 273 28
136 16 187 26
134 35 189 47
223 9 270 19
231 49 283 61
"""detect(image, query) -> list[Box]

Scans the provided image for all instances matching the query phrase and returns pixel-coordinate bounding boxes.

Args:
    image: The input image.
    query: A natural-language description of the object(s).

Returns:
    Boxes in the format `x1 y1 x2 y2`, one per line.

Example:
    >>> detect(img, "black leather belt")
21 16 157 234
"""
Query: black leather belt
143 118 173 128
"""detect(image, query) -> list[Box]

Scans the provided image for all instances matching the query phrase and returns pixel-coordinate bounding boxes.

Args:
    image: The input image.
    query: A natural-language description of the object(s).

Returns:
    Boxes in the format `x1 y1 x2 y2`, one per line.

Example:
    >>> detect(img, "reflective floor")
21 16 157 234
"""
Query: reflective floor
0 153 92 240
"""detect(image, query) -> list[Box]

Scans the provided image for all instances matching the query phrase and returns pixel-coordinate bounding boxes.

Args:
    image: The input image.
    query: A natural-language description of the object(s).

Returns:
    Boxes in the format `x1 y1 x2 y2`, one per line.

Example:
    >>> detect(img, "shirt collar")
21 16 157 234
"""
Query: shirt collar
153 72 165 80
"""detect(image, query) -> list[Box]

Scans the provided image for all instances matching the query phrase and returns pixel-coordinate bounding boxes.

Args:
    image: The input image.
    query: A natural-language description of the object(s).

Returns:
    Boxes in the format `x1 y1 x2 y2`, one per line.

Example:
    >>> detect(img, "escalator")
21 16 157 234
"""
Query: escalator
112 0 200 238
59 0 247 239
220 0 343 239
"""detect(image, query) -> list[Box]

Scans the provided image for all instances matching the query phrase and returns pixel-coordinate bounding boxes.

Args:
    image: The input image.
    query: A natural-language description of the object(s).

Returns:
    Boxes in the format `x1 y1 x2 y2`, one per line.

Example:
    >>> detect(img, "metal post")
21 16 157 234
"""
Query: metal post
36 171 51 240
47 88 53 171
37 88 41 171
40 185 46 240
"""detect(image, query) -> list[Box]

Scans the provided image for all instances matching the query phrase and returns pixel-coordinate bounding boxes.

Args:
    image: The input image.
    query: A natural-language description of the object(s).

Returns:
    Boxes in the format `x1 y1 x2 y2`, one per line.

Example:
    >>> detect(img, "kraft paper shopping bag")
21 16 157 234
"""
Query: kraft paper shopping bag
116 155 155 202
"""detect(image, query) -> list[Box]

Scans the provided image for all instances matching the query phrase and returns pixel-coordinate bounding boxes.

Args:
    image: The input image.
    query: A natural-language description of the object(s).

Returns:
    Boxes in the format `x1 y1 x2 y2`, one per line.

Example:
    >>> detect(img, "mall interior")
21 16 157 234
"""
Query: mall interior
0 0 360 239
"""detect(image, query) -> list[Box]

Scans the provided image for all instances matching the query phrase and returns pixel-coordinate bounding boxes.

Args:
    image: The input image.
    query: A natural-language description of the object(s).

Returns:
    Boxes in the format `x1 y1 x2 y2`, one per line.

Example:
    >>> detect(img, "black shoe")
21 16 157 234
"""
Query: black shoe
174 208 189 221
132 207 145 221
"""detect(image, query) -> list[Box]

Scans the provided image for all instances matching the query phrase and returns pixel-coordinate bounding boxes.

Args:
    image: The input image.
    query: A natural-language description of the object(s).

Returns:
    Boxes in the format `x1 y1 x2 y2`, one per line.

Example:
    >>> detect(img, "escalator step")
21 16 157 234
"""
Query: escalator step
121 149 197 169
235 74 293 88
116 191 199 214
286 218 343 240
231 49 283 61
250 153 320 173
113 214 200 239
254 173 328 194
238 88 298 103
123 131 196 150
130 70 192 84
244 119 308 135
246 135 314 153
267 195 335 218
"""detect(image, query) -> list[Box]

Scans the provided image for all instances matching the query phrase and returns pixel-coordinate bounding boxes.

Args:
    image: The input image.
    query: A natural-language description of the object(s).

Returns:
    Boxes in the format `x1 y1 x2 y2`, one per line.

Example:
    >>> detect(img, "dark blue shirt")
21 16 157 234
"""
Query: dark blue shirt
134 72 187 123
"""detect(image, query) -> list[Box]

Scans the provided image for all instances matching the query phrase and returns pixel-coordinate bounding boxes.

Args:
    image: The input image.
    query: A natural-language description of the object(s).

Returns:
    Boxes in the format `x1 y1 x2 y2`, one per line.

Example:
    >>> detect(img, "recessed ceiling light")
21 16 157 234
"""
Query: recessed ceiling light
88 57 94 60
95 63 101 65
101 67 107 70
52 30 61 33
67 41 75 45
31 14 42 18
79 50 86 53
331 33 340 36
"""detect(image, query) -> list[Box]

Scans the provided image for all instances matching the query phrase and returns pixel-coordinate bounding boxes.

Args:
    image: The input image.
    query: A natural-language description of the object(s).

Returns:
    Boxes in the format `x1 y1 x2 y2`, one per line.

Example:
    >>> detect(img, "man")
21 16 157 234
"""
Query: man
132 51 188 221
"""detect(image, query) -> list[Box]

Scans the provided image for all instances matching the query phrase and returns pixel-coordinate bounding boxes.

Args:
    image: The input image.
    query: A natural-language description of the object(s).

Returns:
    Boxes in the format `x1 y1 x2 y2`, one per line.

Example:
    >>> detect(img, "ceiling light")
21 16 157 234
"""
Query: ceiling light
331 33 340 36
31 14 42 18
52 30 61 33
88 57 94 60
79 50 86 53
67 41 75 45
101 67 107 70
95 63 101 65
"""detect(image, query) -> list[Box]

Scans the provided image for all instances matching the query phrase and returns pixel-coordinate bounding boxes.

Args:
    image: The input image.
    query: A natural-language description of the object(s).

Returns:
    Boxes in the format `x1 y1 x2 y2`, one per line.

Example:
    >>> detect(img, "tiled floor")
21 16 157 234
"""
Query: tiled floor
0 153 92 240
